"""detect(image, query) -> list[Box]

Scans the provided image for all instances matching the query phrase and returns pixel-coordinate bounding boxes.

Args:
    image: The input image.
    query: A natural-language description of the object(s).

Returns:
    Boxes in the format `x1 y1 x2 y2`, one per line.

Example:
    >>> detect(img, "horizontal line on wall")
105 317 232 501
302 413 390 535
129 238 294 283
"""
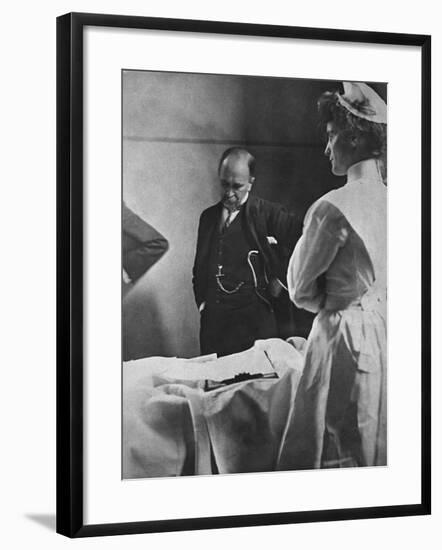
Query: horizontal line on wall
123 136 322 148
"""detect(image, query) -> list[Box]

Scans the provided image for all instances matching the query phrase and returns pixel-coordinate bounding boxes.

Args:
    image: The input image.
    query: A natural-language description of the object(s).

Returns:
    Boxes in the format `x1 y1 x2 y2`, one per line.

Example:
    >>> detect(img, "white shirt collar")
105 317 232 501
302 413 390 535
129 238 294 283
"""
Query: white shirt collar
220 193 249 228
222 192 249 214
240 192 250 206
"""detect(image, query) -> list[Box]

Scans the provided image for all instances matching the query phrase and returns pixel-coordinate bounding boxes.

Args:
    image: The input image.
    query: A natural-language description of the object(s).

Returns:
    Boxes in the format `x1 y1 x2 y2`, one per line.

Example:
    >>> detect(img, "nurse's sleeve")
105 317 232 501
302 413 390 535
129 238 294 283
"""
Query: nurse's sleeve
288 200 348 313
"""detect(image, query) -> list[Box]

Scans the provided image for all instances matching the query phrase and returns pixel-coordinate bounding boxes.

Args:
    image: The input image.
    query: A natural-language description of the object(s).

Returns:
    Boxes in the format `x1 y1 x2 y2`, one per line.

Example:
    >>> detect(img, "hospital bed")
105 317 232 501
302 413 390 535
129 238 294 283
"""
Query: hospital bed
123 338 305 478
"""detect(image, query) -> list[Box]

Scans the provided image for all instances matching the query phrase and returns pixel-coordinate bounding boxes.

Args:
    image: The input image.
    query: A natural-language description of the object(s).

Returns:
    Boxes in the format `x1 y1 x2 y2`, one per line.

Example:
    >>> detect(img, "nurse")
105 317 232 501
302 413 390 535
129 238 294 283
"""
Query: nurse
278 82 387 469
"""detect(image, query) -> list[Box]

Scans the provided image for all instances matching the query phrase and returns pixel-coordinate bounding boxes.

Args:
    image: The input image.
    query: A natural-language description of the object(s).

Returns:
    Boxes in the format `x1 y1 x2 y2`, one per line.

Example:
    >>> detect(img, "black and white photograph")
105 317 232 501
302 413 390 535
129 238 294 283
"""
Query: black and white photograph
122 71 388 479
1 0 438 546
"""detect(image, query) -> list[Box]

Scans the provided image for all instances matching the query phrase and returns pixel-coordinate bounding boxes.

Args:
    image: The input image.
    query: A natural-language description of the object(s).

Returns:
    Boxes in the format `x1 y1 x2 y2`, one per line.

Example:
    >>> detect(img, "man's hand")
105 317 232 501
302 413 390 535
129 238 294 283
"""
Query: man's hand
268 277 285 299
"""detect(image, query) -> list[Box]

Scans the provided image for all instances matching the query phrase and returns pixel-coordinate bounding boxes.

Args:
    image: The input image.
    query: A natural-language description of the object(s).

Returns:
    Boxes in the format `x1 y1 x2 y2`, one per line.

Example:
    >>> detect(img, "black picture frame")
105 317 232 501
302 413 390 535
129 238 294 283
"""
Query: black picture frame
56 11 431 538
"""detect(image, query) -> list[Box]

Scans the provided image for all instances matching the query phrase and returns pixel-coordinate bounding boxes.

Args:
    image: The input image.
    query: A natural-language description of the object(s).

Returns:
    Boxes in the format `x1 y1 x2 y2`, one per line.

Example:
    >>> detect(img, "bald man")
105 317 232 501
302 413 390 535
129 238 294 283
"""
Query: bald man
192 147 301 357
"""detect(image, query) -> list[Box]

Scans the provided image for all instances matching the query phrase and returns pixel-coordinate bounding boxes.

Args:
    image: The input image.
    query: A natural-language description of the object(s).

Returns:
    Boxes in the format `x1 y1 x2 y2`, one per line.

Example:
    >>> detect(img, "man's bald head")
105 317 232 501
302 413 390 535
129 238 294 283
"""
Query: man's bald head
218 148 256 211
218 147 256 179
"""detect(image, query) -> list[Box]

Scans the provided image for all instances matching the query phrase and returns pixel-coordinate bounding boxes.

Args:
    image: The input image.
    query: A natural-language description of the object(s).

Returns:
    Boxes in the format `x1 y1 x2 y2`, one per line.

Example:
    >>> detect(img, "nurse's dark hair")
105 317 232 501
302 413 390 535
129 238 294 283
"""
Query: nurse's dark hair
318 90 387 181
218 147 256 179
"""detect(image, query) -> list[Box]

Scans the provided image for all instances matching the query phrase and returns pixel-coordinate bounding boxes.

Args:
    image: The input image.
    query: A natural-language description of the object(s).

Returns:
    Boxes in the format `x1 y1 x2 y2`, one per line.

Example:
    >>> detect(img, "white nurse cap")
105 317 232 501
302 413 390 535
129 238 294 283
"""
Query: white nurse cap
337 82 387 124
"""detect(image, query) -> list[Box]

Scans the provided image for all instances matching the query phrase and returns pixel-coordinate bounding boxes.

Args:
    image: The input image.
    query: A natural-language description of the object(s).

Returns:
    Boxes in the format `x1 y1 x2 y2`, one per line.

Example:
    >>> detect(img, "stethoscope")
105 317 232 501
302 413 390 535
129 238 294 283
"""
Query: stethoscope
215 250 272 308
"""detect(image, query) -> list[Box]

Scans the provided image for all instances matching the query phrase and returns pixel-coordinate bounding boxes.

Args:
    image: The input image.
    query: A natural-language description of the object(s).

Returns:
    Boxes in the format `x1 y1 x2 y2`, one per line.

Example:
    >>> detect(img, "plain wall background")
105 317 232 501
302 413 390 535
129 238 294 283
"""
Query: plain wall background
1 0 441 548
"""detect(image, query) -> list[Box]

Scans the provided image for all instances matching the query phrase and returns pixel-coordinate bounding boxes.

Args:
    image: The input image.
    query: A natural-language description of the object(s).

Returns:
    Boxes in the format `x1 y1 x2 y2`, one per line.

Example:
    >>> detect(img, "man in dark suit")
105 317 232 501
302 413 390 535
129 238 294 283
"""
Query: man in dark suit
192 147 301 357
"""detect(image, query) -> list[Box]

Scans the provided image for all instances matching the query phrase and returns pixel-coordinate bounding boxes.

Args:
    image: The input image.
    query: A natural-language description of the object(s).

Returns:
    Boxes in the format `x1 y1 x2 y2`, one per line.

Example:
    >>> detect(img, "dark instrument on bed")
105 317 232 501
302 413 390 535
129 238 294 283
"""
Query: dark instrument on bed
204 371 278 392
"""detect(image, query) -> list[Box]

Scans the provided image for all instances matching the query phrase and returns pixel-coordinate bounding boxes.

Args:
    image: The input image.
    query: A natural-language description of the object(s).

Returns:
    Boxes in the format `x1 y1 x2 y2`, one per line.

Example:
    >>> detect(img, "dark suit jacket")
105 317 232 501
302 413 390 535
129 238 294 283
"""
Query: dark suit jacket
123 203 169 282
192 195 302 308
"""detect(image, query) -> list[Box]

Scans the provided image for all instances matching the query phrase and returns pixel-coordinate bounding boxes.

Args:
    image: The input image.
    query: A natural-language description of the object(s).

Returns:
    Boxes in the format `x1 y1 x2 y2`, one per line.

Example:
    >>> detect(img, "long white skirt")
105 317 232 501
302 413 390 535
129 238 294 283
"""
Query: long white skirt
277 306 387 470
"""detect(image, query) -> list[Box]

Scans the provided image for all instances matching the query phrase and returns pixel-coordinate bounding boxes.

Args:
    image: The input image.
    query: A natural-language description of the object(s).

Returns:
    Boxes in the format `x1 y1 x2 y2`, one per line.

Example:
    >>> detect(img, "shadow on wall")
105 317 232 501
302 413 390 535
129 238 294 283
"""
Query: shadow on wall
123 232 202 360
123 287 170 359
